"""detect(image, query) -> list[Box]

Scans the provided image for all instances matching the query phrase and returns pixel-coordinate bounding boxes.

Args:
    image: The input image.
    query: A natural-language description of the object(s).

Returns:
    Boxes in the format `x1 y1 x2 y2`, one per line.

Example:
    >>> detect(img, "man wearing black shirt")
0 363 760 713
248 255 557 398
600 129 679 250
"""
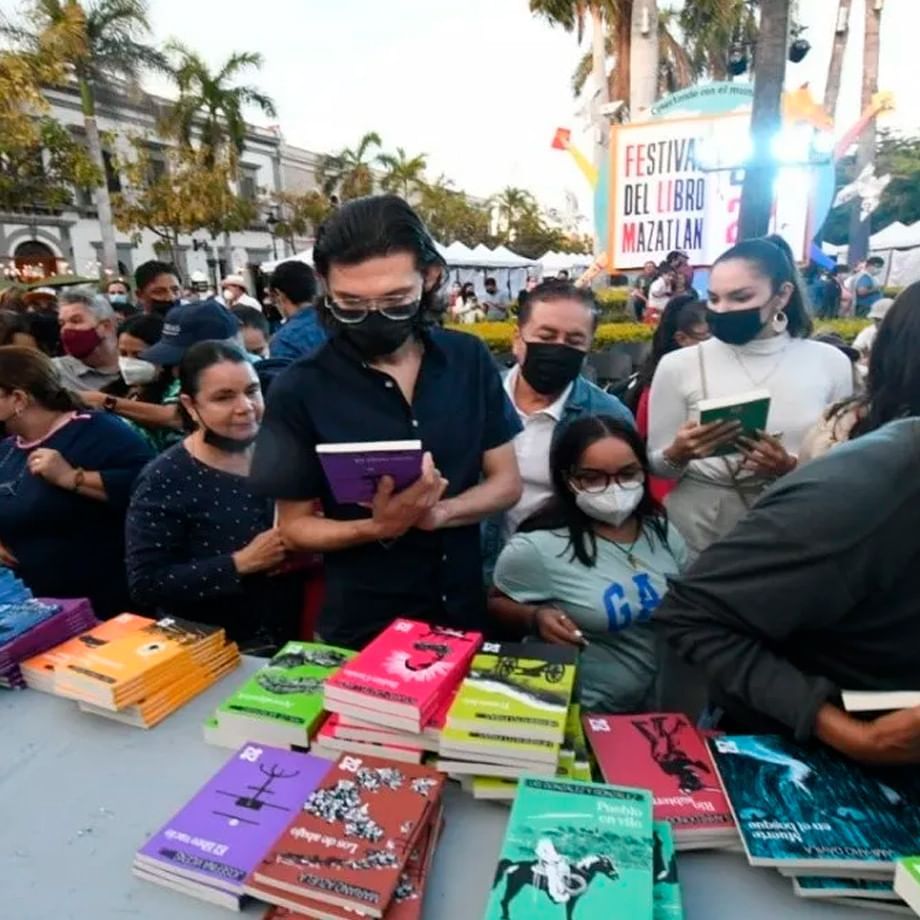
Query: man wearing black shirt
658 418 920 765
250 196 522 648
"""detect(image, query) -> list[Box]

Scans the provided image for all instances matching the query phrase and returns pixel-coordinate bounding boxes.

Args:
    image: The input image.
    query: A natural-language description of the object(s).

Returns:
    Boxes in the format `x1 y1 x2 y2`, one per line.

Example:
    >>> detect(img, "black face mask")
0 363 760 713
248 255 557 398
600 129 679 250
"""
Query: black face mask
705 305 765 346
149 298 180 318
520 342 586 395
336 312 416 360
201 426 257 454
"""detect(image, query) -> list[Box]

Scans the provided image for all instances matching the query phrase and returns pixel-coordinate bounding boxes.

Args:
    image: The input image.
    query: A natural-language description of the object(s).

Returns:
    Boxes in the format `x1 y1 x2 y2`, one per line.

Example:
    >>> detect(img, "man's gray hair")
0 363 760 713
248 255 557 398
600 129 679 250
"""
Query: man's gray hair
59 287 116 322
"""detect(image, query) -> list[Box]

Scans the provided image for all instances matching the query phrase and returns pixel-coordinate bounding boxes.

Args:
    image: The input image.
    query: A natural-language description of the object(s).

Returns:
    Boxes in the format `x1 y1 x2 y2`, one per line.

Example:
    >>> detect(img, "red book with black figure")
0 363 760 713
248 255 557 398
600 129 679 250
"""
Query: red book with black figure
582 712 736 849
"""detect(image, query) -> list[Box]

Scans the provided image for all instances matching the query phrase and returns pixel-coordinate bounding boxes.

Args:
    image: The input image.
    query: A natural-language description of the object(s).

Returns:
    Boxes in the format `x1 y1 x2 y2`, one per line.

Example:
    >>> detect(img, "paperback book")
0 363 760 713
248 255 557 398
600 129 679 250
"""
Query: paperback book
136 743 334 905
312 714 425 765
894 857 920 916
653 822 684 920
439 725 561 767
842 690 920 713
583 713 735 848
324 620 481 732
316 440 423 505
697 389 770 454
446 641 576 743
212 642 355 748
253 753 444 918
483 776 654 920
709 735 920 871
792 876 898 900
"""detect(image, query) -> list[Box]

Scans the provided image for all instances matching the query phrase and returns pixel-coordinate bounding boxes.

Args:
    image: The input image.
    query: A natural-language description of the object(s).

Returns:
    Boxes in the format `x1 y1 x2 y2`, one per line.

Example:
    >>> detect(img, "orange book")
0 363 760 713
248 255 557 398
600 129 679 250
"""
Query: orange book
20 613 153 693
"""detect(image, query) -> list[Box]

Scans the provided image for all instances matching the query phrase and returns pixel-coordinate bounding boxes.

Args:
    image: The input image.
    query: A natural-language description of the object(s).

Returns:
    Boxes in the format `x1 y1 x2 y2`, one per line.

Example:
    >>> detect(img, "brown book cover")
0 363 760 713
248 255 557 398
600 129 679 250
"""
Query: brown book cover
253 753 444 917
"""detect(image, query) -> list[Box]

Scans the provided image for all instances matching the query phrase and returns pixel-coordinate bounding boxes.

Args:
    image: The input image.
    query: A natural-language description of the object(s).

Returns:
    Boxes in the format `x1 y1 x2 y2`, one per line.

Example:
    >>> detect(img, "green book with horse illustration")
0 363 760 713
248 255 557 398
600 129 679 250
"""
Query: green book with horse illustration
213 642 355 748
484 776 654 920
446 642 577 743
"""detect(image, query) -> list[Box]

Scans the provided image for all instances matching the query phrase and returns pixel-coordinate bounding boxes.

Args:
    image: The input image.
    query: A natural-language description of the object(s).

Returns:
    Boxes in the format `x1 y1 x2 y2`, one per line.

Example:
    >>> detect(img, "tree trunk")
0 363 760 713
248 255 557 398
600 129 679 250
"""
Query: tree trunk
738 0 789 241
80 79 118 276
629 0 659 122
824 0 852 120
847 0 882 264
608 1 633 114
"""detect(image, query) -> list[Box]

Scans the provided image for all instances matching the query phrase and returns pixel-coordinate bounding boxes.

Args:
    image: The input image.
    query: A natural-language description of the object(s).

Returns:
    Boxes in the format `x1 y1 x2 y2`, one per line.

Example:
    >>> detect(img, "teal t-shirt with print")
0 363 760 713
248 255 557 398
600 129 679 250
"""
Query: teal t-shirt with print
494 523 686 714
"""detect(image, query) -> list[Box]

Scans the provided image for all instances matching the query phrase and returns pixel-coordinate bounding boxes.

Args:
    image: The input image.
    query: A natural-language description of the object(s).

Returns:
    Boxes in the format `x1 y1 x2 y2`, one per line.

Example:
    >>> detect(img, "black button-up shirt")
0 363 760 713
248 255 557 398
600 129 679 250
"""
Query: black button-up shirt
250 328 521 648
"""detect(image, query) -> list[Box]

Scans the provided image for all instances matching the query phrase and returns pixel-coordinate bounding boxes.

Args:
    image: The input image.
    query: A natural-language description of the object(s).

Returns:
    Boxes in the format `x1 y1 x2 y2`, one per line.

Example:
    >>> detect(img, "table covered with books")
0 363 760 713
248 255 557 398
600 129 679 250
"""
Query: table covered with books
1 654 907 920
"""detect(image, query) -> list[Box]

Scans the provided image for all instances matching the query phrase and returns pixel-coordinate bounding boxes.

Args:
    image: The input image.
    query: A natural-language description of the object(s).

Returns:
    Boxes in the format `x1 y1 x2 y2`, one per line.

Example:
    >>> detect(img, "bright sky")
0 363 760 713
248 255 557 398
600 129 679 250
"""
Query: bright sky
3 0 917 216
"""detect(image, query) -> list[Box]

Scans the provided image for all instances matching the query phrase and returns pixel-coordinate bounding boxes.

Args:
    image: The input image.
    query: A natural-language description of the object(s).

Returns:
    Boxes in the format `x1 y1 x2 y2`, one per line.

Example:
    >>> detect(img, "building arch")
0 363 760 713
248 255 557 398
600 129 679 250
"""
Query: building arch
12 238 61 280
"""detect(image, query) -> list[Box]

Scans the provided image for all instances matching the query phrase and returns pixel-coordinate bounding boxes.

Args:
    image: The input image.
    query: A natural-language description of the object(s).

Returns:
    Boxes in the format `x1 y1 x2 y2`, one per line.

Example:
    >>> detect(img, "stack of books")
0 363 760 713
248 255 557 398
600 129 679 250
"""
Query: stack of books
709 734 920 912
204 641 355 749
135 742 335 909
24 615 240 727
311 713 425 764
582 712 737 850
483 775 657 919
246 752 445 919
1 596 96 689
467 702 592 802
322 618 481 742
436 641 577 780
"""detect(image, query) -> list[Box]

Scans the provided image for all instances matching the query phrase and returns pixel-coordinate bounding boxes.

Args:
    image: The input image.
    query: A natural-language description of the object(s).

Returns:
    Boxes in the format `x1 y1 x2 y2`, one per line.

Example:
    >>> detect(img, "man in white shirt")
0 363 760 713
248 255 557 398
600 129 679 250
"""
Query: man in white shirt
499 279 633 535
220 273 263 311
852 296 893 362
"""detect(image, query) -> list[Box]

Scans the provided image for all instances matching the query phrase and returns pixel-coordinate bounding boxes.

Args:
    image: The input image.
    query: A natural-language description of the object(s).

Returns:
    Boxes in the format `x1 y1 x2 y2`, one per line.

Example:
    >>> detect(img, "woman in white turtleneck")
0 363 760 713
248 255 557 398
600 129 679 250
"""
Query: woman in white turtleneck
648 235 853 557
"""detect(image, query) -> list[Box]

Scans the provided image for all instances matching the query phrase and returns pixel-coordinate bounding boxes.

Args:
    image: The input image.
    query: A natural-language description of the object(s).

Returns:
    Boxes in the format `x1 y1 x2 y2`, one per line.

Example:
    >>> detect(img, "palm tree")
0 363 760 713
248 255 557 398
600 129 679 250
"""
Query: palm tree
377 147 428 200
3 0 165 274
163 43 276 271
492 187 538 236
164 43 276 169
315 132 383 201
677 0 757 83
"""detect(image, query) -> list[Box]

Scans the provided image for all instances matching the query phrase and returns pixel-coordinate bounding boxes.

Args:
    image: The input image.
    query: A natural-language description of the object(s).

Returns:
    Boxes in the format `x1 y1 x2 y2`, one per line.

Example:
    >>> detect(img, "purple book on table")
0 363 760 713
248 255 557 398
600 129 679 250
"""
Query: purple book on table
0 598 95 671
316 439 423 504
136 743 334 894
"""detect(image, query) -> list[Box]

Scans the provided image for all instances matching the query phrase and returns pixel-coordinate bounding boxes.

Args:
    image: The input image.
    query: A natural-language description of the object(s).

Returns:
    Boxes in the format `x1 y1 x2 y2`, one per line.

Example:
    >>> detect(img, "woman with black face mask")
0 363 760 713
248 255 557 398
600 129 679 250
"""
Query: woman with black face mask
125 342 302 652
647 235 853 557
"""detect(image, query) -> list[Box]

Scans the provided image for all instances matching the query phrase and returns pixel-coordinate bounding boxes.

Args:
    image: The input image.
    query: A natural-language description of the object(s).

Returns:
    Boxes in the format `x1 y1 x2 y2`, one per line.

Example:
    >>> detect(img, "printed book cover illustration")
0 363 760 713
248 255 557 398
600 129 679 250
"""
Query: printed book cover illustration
653 822 684 920
583 713 733 836
254 753 444 917
0 599 61 645
483 776 653 920
137 743 334 892
697 389 770 454
218 641 355 735
709 735 920 870
447 641 577 742
316 440 423 505
325 620 481 719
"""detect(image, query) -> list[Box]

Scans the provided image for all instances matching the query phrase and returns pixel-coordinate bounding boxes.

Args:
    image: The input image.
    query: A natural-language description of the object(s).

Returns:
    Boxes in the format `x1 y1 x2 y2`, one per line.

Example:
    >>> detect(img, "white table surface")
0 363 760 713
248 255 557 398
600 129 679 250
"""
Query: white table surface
0 656 896 919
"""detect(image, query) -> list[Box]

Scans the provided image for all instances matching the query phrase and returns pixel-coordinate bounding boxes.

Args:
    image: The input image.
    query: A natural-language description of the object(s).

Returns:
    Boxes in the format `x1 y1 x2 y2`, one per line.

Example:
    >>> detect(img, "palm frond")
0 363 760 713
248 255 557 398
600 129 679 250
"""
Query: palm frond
216 50 263 83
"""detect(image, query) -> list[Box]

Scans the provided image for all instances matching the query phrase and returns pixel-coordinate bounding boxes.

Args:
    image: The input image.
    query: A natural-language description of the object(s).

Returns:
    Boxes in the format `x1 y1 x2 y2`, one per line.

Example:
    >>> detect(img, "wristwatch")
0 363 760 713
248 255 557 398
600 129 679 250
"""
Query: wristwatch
103 395 118 413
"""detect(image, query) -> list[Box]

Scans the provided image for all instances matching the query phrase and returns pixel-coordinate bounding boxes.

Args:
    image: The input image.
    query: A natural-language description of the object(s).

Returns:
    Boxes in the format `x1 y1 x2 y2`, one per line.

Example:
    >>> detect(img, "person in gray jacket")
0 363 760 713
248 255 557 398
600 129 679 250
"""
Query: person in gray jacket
657 417 920 765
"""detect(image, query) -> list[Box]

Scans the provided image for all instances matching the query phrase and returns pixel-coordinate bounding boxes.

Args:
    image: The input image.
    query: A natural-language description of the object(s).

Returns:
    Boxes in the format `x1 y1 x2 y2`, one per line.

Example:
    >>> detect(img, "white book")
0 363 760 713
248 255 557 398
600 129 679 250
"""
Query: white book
842 690 920 712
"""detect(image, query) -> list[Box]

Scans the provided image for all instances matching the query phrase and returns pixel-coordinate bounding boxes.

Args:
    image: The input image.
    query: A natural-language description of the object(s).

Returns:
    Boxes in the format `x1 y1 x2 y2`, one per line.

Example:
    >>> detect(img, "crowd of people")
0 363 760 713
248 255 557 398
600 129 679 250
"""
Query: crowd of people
1 192 918 767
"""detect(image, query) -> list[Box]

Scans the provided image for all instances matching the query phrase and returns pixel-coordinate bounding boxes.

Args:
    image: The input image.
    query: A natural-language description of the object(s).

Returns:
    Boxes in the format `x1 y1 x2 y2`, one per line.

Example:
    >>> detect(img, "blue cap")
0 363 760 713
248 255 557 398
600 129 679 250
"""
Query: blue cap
141 300 239 366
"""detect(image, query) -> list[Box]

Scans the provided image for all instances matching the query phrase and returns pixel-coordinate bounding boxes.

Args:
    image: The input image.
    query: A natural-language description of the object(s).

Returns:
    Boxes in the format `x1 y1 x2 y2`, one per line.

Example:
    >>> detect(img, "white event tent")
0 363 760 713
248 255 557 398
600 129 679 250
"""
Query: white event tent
822 220 920 287
538 250 594 277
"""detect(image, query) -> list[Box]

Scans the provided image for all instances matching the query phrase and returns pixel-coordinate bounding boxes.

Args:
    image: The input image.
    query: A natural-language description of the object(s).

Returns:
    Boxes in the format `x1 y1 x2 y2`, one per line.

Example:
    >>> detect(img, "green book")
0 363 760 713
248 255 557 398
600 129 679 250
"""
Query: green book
446 641 577 743
894 856 920 916
565 703 593 783
213 642 354 748
440 724 561 766
653 822 684 920
484 776 654 920
698 388 771 456
472 777 519 801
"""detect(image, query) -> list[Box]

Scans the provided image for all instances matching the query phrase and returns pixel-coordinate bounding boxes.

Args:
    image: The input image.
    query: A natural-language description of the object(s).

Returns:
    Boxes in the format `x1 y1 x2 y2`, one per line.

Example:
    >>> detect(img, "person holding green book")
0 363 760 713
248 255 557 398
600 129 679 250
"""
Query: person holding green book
647 235 852 557
488 414 686 713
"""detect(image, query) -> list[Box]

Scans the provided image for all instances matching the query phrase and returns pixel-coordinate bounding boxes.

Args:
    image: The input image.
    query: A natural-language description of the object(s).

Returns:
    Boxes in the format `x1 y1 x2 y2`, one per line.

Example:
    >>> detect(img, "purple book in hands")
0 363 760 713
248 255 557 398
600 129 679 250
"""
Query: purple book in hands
316 440 424 505
136 743 334 894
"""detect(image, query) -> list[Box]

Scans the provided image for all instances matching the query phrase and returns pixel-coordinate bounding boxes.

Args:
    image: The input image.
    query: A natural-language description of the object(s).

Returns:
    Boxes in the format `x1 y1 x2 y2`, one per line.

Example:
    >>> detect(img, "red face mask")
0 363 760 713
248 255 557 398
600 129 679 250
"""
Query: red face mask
61 326 102 360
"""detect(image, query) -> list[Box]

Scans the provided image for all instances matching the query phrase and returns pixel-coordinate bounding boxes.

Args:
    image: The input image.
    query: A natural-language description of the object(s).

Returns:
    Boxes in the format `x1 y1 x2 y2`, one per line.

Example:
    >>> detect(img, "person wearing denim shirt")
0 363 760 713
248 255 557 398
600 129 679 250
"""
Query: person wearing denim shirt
268 261 327 361
482 280 633 576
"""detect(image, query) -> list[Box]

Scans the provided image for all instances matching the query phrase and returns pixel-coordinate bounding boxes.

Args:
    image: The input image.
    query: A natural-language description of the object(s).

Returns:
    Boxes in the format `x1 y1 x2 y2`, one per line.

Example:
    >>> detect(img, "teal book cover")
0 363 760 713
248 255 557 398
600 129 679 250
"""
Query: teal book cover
484 776 653 920
653 822 684 920
709 735 920 870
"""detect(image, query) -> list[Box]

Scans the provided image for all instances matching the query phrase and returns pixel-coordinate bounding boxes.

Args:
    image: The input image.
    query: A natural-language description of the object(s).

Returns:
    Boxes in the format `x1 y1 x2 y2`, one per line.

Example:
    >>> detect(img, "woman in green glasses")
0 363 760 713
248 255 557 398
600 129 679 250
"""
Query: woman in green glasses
489 414 687 713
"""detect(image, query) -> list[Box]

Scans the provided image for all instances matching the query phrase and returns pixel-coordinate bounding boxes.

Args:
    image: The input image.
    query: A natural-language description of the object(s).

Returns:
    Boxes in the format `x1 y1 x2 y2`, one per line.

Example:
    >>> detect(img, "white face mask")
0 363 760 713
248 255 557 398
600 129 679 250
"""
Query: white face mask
119 356 158 386
574 482 643 527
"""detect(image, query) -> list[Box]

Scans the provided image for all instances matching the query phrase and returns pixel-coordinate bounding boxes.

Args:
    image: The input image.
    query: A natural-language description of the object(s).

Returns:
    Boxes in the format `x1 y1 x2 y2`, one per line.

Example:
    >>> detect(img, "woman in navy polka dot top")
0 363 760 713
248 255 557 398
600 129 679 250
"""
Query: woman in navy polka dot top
126 342 302 650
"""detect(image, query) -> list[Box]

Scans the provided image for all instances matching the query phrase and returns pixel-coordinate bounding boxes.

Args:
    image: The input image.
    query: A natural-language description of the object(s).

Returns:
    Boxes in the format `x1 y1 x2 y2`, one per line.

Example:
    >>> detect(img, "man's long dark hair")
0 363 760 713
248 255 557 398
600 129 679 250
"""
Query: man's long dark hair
851 281 920 437
519 414 668 567
312 195 447 330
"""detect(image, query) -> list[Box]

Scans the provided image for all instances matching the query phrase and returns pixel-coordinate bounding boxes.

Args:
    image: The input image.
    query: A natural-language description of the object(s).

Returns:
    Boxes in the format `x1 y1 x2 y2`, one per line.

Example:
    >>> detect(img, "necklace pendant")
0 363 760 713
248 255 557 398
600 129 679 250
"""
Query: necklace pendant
628 552 639 569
